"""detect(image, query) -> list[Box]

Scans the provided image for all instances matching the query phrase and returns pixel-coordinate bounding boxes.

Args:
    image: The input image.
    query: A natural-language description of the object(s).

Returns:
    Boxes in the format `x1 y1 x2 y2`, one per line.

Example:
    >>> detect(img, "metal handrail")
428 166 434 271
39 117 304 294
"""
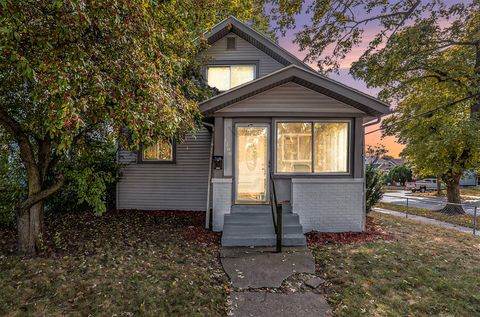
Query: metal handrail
269 171 282 252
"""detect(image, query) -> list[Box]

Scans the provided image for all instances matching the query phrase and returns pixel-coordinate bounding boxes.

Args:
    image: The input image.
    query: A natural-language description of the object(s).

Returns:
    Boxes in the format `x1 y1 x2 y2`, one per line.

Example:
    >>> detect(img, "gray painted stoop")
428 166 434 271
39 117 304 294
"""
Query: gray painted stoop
221 204 306 246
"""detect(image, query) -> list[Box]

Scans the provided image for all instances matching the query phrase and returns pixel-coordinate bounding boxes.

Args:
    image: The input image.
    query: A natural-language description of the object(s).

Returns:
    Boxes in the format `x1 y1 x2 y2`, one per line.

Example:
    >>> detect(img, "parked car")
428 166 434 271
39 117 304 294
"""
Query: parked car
405 181 416 190
411 178 443 193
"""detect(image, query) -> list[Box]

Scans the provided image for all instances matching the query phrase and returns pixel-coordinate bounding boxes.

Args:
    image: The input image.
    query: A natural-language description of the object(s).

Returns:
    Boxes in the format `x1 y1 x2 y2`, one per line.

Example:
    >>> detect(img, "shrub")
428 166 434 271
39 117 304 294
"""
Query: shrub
46 139 119 216
0 132 119 225
366 163 385 213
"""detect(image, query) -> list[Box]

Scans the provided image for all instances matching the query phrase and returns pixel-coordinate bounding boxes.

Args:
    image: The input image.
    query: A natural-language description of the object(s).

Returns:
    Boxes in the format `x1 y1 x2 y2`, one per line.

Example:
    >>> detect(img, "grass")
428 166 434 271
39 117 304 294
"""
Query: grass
311 212 480 317
376 202 480 230
0 210 228 316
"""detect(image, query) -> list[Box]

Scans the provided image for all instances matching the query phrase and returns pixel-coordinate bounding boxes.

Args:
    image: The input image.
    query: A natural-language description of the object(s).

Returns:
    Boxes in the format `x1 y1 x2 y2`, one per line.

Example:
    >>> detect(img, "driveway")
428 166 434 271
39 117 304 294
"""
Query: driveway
382 190 480 215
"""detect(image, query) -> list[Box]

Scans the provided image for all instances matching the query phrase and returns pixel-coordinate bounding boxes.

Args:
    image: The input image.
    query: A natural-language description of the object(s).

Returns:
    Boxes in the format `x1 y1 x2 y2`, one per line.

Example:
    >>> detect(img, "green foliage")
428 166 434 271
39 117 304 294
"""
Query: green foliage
47 136 119 216
365 163 384 213
0 0 273 221
0 133 25 226
269 0 479 202
387 164 412 186
383 73 480 187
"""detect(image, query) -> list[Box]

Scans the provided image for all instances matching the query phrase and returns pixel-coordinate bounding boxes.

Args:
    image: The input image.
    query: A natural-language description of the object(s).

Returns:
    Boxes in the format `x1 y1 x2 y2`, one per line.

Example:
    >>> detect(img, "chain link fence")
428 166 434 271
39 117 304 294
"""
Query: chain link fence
380 194 480 236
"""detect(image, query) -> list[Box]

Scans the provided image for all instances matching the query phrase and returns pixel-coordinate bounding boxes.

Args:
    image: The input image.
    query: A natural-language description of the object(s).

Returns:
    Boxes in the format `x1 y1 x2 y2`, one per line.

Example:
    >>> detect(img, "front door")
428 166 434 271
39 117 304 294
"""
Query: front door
235 124 269 203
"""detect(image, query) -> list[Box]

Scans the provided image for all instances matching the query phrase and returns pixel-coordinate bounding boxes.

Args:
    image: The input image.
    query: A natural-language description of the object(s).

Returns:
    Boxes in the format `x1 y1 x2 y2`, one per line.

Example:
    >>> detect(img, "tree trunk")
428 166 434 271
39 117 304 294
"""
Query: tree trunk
438 173 464 215
16 201 45 255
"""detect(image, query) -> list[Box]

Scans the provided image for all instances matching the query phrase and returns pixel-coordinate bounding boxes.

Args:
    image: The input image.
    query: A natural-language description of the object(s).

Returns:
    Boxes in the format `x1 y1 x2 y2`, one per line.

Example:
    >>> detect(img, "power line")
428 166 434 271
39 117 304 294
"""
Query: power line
365 93 480 135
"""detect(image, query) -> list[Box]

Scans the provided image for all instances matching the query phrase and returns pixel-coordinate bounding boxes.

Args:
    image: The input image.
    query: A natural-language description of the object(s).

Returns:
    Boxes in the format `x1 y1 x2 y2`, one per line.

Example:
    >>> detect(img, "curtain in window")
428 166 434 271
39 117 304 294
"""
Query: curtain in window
207 66 230 91
143 139 173 161
230 65 255 88
314 123 348 172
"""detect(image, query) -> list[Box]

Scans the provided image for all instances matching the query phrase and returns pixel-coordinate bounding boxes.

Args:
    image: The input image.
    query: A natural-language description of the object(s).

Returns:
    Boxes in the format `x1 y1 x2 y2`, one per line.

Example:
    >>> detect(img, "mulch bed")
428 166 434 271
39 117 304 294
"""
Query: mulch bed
306 216 394 246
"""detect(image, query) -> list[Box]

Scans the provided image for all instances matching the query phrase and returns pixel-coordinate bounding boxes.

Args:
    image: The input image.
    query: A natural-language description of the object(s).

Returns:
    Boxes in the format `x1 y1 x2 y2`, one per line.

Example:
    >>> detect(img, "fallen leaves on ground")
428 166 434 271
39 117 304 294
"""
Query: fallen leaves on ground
0 210 228 316
311 212 480 317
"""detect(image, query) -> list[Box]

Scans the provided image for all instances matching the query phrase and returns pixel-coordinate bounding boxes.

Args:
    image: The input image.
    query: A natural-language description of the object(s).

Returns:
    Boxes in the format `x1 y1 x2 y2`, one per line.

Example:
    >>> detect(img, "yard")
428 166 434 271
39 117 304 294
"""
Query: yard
2 211 480 316
0 211 228 316
311 212 480 316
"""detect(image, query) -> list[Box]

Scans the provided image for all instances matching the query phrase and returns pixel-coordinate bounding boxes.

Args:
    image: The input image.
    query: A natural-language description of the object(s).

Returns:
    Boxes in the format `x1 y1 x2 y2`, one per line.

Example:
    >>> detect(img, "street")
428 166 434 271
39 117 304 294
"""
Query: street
381 190 480 215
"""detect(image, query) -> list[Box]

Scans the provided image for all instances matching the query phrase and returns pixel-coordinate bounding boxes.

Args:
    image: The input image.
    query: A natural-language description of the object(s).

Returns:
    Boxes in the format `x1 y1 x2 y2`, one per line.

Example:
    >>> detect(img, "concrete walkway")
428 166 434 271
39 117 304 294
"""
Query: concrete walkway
374 207 479 237
220 247 331 317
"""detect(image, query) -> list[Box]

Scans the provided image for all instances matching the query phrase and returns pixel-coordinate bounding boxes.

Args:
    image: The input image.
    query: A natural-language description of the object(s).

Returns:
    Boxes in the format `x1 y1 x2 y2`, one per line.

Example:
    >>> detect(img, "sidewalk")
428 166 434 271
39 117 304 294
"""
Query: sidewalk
220 247 331 317
373 207 480 237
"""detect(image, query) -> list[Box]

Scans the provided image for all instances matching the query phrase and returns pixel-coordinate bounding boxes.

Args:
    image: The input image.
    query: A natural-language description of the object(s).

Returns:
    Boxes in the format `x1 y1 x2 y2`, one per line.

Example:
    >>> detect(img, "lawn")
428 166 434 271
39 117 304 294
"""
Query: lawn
376 202 480 230
0 210 228 316
310 212 480 316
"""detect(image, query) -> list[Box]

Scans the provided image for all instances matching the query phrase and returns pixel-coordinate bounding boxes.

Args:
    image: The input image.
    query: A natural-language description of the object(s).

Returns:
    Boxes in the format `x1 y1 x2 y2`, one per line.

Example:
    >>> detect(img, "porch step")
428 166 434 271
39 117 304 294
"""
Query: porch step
222 204 306 247
231 204 293 214
221 234 306 247
223 223 304 235
224 213 301 226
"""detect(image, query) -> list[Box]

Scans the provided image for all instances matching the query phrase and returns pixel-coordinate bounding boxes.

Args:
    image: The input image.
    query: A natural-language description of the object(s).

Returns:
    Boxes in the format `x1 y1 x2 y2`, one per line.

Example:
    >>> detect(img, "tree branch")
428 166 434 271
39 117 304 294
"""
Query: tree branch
0 109 39 180
18 175 65 212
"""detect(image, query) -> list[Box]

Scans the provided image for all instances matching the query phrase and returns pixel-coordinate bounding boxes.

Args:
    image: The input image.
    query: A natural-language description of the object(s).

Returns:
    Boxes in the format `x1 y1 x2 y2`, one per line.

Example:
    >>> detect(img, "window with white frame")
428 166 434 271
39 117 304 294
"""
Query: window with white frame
207 65 256 91
276 121 349 173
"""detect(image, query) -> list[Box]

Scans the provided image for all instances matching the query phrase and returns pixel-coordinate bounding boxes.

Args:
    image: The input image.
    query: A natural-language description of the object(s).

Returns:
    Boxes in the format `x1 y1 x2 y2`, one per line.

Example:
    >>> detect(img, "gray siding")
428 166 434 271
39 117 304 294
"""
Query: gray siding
117 128 211 211
204 33 284 77
218 82 364 114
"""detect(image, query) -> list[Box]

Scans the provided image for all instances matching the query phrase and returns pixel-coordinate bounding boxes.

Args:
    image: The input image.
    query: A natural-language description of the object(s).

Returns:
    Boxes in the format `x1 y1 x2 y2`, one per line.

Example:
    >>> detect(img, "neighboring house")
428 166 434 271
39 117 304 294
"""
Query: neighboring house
365 157 405 173
460 170 480 187
117 17 390 246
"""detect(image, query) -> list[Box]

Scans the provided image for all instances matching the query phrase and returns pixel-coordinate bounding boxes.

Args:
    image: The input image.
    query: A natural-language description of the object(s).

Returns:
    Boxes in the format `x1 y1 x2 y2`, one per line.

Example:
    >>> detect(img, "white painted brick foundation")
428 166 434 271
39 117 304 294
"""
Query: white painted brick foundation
212 178 232 232
292 178 365 233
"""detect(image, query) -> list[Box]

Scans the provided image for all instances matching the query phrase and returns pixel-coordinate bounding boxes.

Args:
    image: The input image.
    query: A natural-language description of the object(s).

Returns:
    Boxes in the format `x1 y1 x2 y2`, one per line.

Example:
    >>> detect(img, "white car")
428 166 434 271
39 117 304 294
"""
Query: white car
411 178 441 193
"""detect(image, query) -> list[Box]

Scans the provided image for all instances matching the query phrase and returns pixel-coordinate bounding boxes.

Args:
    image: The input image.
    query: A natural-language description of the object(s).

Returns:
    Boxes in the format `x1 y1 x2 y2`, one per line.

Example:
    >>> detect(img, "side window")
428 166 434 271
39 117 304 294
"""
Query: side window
140 139 175 163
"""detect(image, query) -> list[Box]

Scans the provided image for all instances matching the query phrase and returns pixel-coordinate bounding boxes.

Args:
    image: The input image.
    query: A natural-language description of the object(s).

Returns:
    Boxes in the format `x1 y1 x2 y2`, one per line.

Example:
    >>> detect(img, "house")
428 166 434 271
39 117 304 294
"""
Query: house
365 157 405 173
116 17 390 246
460 170 480 187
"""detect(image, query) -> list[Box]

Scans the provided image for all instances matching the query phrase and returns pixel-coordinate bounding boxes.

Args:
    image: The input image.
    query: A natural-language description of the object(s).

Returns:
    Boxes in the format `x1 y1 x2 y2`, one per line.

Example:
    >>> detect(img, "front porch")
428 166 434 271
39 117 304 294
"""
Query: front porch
221 204 306 246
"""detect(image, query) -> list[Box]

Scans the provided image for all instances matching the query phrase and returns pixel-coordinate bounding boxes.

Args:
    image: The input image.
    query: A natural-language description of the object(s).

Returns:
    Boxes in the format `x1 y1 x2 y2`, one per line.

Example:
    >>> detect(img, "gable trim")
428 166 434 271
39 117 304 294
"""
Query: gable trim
204 16 315 72
200 65 390 117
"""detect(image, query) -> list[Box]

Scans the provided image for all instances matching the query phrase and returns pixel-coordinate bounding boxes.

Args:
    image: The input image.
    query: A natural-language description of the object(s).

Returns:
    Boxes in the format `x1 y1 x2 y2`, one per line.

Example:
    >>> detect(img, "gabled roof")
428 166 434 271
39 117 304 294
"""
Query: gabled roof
203 16 315 72
200 65 390 117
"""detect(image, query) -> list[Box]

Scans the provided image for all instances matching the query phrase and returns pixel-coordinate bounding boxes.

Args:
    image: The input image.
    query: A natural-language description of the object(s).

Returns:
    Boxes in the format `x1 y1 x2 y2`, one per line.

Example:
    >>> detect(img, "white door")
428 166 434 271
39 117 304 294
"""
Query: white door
235 124 269 203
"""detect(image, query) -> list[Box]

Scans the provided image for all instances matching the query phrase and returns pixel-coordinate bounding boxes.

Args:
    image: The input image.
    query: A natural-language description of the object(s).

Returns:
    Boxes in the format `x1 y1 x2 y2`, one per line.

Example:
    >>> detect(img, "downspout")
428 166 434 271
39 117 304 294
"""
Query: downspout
203 121 215 229
362 116 381 230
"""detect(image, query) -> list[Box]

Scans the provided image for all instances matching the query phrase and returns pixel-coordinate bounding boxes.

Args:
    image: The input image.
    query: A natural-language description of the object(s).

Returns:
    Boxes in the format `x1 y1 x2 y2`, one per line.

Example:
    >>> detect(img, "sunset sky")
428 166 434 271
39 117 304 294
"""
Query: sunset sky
271 7 411 158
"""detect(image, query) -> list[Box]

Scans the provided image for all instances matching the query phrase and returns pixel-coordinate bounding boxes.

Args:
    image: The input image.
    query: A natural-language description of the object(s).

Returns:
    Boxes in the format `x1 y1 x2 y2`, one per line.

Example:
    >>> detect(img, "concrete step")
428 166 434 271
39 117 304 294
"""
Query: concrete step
221 233 306 247
231 203 293 214
224 213 300 226
231 204 271 213
223 224 304 235
222 203 305 247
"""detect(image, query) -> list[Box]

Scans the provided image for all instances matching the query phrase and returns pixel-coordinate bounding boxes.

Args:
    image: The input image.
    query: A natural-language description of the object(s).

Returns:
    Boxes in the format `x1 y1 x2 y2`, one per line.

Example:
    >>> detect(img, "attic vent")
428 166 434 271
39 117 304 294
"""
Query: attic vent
227 37 236 50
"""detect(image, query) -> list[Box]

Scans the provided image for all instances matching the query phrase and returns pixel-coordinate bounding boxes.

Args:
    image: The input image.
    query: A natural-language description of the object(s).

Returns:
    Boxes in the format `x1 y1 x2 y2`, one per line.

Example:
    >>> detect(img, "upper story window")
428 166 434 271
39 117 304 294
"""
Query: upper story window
207 65 256 91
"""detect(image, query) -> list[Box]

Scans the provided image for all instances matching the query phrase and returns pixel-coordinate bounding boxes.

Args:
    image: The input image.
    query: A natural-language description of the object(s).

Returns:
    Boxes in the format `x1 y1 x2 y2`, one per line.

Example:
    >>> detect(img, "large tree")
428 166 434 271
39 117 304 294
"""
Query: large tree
269 0 480 213
0 0 271 255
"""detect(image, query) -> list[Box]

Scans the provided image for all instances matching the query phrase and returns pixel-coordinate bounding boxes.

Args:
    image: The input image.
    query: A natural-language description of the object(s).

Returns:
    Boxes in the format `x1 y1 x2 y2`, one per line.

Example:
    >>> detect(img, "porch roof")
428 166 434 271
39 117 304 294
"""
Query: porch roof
200 65 390 117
